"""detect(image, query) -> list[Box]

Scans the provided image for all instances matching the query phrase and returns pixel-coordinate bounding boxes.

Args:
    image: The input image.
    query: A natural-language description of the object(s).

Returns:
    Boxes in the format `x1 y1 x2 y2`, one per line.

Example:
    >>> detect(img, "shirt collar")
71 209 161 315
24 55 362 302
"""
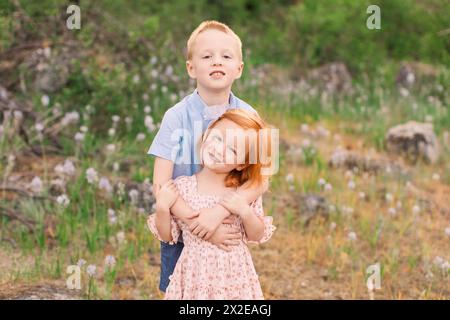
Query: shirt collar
191 88 237 120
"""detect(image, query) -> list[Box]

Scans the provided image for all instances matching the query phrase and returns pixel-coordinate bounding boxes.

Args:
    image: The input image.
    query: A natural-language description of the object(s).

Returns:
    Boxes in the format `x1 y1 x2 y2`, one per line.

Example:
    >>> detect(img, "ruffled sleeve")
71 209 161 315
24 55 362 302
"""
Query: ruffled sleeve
147 213 181 244
242 196 276 245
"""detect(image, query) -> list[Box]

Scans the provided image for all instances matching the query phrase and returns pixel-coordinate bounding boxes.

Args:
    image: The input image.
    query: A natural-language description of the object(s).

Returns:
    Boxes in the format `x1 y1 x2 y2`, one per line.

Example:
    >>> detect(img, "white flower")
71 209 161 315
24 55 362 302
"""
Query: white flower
116 231 126 244
406 72 415 85
133 74 140 84
142 93 149 101
412 205 421 215
150 83 157 91
285 173 294 184
108 127 116 137
324 183 333 192
433 256 445 268
161 86 168 93
13 110 23 120
329 222 337 231
54 159 76 176
145 115 156 132
150 56 157 65
318 178 326 186
56 194 70 207
301 123 309 133
99 177 113 193
80 126 88 133
144 106 151 114
358 192 366 200
112 115 120 123
170 93 177 102
388 207 397 216
399 87 409 97
61 111 80 126
301 139 311 148
129 189 139 204
112 162 120 172
345 170 353 179
432 173 440 181
125 117 133 126
74 132 85 142
347 180 356 190
136 133 146 141
348 231 357 241
30 176 43 193
86 264 96 277
77 259 87 267
445 227 450 237
106 144 116 153
35 123 44 132
108 209 117 225
104 255 116 268
385 193 394 202
86 167 98 184
41 95 50 106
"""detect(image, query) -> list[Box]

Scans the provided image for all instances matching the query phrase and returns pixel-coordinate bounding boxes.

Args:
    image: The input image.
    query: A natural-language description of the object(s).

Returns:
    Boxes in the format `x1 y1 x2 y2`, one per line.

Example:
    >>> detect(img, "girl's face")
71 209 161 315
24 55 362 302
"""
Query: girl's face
186 29 244 92
201 118 254 173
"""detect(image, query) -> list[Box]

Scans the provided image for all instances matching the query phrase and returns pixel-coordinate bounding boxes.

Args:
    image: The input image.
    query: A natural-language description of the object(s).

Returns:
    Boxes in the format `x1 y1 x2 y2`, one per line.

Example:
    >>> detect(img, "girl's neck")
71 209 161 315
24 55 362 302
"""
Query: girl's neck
196 167 228 187
197 85 231 107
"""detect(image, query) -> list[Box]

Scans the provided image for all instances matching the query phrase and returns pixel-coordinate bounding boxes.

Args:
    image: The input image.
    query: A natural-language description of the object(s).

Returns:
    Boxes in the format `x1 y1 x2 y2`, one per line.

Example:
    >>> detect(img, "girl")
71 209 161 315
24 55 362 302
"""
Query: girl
147 109 275 299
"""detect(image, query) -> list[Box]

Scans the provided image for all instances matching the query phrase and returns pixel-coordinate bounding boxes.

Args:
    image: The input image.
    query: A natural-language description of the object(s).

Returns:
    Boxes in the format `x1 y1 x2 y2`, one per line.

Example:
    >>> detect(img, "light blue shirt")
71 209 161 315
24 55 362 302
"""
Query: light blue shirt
148 89 257 179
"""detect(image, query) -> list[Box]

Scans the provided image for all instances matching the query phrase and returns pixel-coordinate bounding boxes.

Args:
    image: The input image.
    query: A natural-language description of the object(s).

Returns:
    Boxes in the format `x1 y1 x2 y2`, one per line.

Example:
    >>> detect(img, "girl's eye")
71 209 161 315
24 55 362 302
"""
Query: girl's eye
224 55 231 59
203 55 211 59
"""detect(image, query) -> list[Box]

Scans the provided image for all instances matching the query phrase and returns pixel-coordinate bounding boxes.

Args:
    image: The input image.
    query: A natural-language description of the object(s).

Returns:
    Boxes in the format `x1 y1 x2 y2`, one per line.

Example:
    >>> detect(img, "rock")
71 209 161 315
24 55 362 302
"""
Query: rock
307 62 353 95
385 121 440 164
329 149 406 175
299 194 329 224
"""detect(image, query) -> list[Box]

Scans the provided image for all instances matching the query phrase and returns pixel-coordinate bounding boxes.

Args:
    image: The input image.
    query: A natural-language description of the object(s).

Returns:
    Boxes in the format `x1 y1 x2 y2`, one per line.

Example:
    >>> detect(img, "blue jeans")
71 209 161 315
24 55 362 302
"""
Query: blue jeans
159 240 184 292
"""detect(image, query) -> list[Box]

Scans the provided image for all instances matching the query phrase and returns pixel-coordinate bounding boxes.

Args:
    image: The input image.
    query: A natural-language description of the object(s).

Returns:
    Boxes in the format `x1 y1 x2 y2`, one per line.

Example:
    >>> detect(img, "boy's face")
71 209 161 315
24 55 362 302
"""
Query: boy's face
186 29 244 92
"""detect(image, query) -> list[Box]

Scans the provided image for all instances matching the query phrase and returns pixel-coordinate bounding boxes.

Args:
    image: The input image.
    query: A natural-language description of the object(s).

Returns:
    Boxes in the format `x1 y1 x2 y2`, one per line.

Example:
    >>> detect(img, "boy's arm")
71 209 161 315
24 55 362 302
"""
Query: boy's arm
190 177 269 240
153 157 198 223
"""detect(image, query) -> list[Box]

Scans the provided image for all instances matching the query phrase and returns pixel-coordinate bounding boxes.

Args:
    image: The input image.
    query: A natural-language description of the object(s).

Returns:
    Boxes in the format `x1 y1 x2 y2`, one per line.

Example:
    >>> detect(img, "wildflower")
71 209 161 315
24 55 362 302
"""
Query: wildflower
161 86 168 93
136 133 146 141
41 95 50 106
144 106 151 114
104 255 116 268
347 180 356 190
301 123 309 133
132 74 140 84
86 168 98 184
285 173 294 184
56 194 70 207
142 93 149 101
86 264 96 277
80 126 88 133
348 231 357 241
412 205 421 215
77 259 87 268
35 123 44 132
129 189 139 204
318 178 326 186
385 193 394 202
388 207 397 216
74 132 85 142
301 139 311 148
108 209 117 225
55 159 76 176
61 111 80 126
14 110 23 120
108 128 116 137
99 177 113 194
358 192 366 200
399 87 409 97
30 176 43 193
330 222 337 231
106 144 116 153
445 227 450 237
150 56 157 65
324 183 333 192
112 162 120 172
125 117 133 126
112 115 120 123
116 231 126 244
432 173 440 181
145 115 156 132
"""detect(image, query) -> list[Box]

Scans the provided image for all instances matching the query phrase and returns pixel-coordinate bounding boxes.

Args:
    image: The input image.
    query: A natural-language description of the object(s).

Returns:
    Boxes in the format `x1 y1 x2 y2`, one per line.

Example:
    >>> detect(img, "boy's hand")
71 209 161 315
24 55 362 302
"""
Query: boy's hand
219 191 250 217
189 207 227 240
209 224 242 252
155 180 179 212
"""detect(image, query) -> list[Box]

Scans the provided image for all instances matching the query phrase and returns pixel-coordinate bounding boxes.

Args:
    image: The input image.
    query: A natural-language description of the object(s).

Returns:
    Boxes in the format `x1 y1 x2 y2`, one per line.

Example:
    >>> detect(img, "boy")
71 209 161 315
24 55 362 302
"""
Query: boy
148 20 268 292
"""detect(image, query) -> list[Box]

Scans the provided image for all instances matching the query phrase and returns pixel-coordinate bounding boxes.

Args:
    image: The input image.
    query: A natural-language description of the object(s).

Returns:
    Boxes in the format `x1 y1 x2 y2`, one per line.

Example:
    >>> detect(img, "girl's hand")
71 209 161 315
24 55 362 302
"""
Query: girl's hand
219 191 250 217
155 180 179 212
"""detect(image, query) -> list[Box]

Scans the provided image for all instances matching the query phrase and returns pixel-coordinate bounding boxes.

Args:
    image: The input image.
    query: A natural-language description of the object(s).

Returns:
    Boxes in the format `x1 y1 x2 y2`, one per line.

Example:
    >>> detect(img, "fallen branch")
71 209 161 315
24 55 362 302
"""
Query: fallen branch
0 206 35 232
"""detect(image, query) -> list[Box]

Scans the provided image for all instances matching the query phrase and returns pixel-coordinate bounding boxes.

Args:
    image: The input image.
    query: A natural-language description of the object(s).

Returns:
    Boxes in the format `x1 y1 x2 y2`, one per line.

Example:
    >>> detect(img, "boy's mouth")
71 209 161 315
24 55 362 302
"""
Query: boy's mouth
209 71 225 79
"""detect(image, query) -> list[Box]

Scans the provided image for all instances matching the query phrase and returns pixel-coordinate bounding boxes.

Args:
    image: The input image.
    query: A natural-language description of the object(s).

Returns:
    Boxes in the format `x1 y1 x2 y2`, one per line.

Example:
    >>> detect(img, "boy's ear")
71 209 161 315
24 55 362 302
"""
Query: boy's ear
186 60 196 79
235 61 244 80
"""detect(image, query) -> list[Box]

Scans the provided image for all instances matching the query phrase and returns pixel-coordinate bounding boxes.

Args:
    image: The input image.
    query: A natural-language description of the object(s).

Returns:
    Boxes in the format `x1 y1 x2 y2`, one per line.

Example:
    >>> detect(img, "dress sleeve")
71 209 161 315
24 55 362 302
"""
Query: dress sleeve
147 213 181 245
242 196 276 245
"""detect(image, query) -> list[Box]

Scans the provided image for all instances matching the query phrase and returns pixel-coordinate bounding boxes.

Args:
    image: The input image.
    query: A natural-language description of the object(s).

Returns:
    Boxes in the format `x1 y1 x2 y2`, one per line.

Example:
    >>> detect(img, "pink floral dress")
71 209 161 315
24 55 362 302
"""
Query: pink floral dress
147 175 276 300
